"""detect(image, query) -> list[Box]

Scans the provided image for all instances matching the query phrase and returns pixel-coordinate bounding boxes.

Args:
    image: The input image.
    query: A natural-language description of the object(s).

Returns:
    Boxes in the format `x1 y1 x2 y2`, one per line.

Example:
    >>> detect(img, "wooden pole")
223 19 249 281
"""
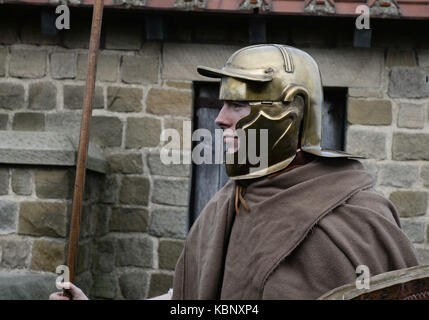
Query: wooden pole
65 0 104 297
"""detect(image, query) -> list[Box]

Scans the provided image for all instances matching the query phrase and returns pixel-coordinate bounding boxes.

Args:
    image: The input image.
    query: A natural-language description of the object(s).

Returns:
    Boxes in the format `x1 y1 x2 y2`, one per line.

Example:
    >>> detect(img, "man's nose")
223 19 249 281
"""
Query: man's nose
215 103 232 129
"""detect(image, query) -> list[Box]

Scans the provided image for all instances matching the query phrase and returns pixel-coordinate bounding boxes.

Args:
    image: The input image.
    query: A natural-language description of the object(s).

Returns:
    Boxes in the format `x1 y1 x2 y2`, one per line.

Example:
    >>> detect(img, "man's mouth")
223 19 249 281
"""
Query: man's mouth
223 136 237 141
224 136 238 153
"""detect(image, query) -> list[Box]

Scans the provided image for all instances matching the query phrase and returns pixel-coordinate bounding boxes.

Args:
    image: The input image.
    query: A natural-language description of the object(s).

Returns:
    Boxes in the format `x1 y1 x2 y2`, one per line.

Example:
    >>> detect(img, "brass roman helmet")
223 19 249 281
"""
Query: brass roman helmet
197 44 360 180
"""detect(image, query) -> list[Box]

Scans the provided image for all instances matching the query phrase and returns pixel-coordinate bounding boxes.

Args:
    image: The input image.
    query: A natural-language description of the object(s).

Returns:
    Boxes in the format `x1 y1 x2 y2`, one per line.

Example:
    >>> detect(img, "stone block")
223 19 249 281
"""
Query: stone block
347 99 392 125
416 248 429 265
390 191 428 217
125 117 162 149
422 164 429 188
105 23 142 50
163 118 192 151
77 53 119 82
77 241 92 275
305 48 384 88
347 87 383 99
0 168 9 195
35 169 71 199
93 238 115 273
120 53 159 84
9 49 46 79
45 112 81 137
64 85 104 110
0 131 78 168
75 271 93 297
146 88 192 117
400 219 425 243
0 82 25 110
90 116 123 148
119 176 150 205
149 207 188 239
50 52 77 79
107 87 142 112
92 273 117 299
109 207 148 232
119 272 149 300
115 236 154 268
107 153 143 174
28 82 57 110
152 178 189 206
359 159 378 180
0 47 6 77
166 81 192 90
84 172 101 200
0 239 31 268
397 103 425 129
345 127 386 160
158 239 184 270
0 114 7 129
148 273 173 298
83 175 100 202
162 43 241 81
147 152 190 177
392 133 429 161
379 163 419 188
12 113 45 131
30 239 66 272
19 201 68 238
12 169 32 195
79 205 98 239
86 173 103 201
418 50 429 67
95 205 110 237
0 271 57 300
0 200 18 235
386 49 417 67
45 112 81 139
100 176 118 204
388 67 429 98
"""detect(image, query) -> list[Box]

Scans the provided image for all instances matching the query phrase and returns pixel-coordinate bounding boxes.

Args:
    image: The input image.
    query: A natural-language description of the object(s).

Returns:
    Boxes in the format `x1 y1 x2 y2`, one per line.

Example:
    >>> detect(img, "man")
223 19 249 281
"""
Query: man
51 44 418 300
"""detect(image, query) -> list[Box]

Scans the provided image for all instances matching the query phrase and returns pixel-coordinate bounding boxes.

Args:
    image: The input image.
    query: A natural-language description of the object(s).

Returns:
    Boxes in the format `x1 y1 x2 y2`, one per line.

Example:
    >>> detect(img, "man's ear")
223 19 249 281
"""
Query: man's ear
292 94 305 108
282 94 305 109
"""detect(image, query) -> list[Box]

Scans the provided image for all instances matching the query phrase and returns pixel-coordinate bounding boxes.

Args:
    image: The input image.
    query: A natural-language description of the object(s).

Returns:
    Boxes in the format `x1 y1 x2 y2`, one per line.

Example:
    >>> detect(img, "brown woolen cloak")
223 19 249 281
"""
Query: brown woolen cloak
172 158 419 299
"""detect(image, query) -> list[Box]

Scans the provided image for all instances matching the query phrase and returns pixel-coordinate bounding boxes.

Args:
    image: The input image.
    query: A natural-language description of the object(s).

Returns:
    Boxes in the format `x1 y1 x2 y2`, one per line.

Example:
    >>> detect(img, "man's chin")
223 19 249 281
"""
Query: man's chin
225 147 238 154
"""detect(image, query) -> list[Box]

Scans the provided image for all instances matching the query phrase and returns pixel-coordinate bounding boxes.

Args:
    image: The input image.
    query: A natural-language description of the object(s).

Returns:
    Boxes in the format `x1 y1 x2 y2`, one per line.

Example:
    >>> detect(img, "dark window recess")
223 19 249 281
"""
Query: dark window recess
189 83 347 226
321 87 347 151
189 82 228 228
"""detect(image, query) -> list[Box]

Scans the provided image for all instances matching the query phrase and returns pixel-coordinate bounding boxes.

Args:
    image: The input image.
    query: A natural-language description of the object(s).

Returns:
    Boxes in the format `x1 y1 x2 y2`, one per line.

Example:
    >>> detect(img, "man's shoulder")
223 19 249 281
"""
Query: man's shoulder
338 186 400 226
311 185 408 251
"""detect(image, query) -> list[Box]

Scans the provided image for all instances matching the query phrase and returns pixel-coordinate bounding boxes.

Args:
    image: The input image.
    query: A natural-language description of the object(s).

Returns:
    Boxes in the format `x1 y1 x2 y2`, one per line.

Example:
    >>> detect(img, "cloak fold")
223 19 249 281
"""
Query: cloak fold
173 158 418 300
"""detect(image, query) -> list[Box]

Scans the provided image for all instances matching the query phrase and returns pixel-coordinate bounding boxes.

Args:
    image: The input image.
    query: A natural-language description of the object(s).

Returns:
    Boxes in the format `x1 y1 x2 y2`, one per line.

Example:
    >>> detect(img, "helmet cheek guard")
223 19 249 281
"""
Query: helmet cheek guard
198 44 363 180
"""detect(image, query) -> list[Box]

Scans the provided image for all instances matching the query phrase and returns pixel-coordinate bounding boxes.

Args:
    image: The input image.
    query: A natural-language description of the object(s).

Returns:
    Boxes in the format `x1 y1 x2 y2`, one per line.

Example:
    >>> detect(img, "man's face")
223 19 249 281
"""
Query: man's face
215 100 251 153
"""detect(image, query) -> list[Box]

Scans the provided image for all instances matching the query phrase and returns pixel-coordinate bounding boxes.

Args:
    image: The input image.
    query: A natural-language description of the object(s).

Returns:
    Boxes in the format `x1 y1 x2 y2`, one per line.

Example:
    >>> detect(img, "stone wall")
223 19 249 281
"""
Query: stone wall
0 15 194 299
0 164 104 298
0 8 429 299
343 51 429 264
